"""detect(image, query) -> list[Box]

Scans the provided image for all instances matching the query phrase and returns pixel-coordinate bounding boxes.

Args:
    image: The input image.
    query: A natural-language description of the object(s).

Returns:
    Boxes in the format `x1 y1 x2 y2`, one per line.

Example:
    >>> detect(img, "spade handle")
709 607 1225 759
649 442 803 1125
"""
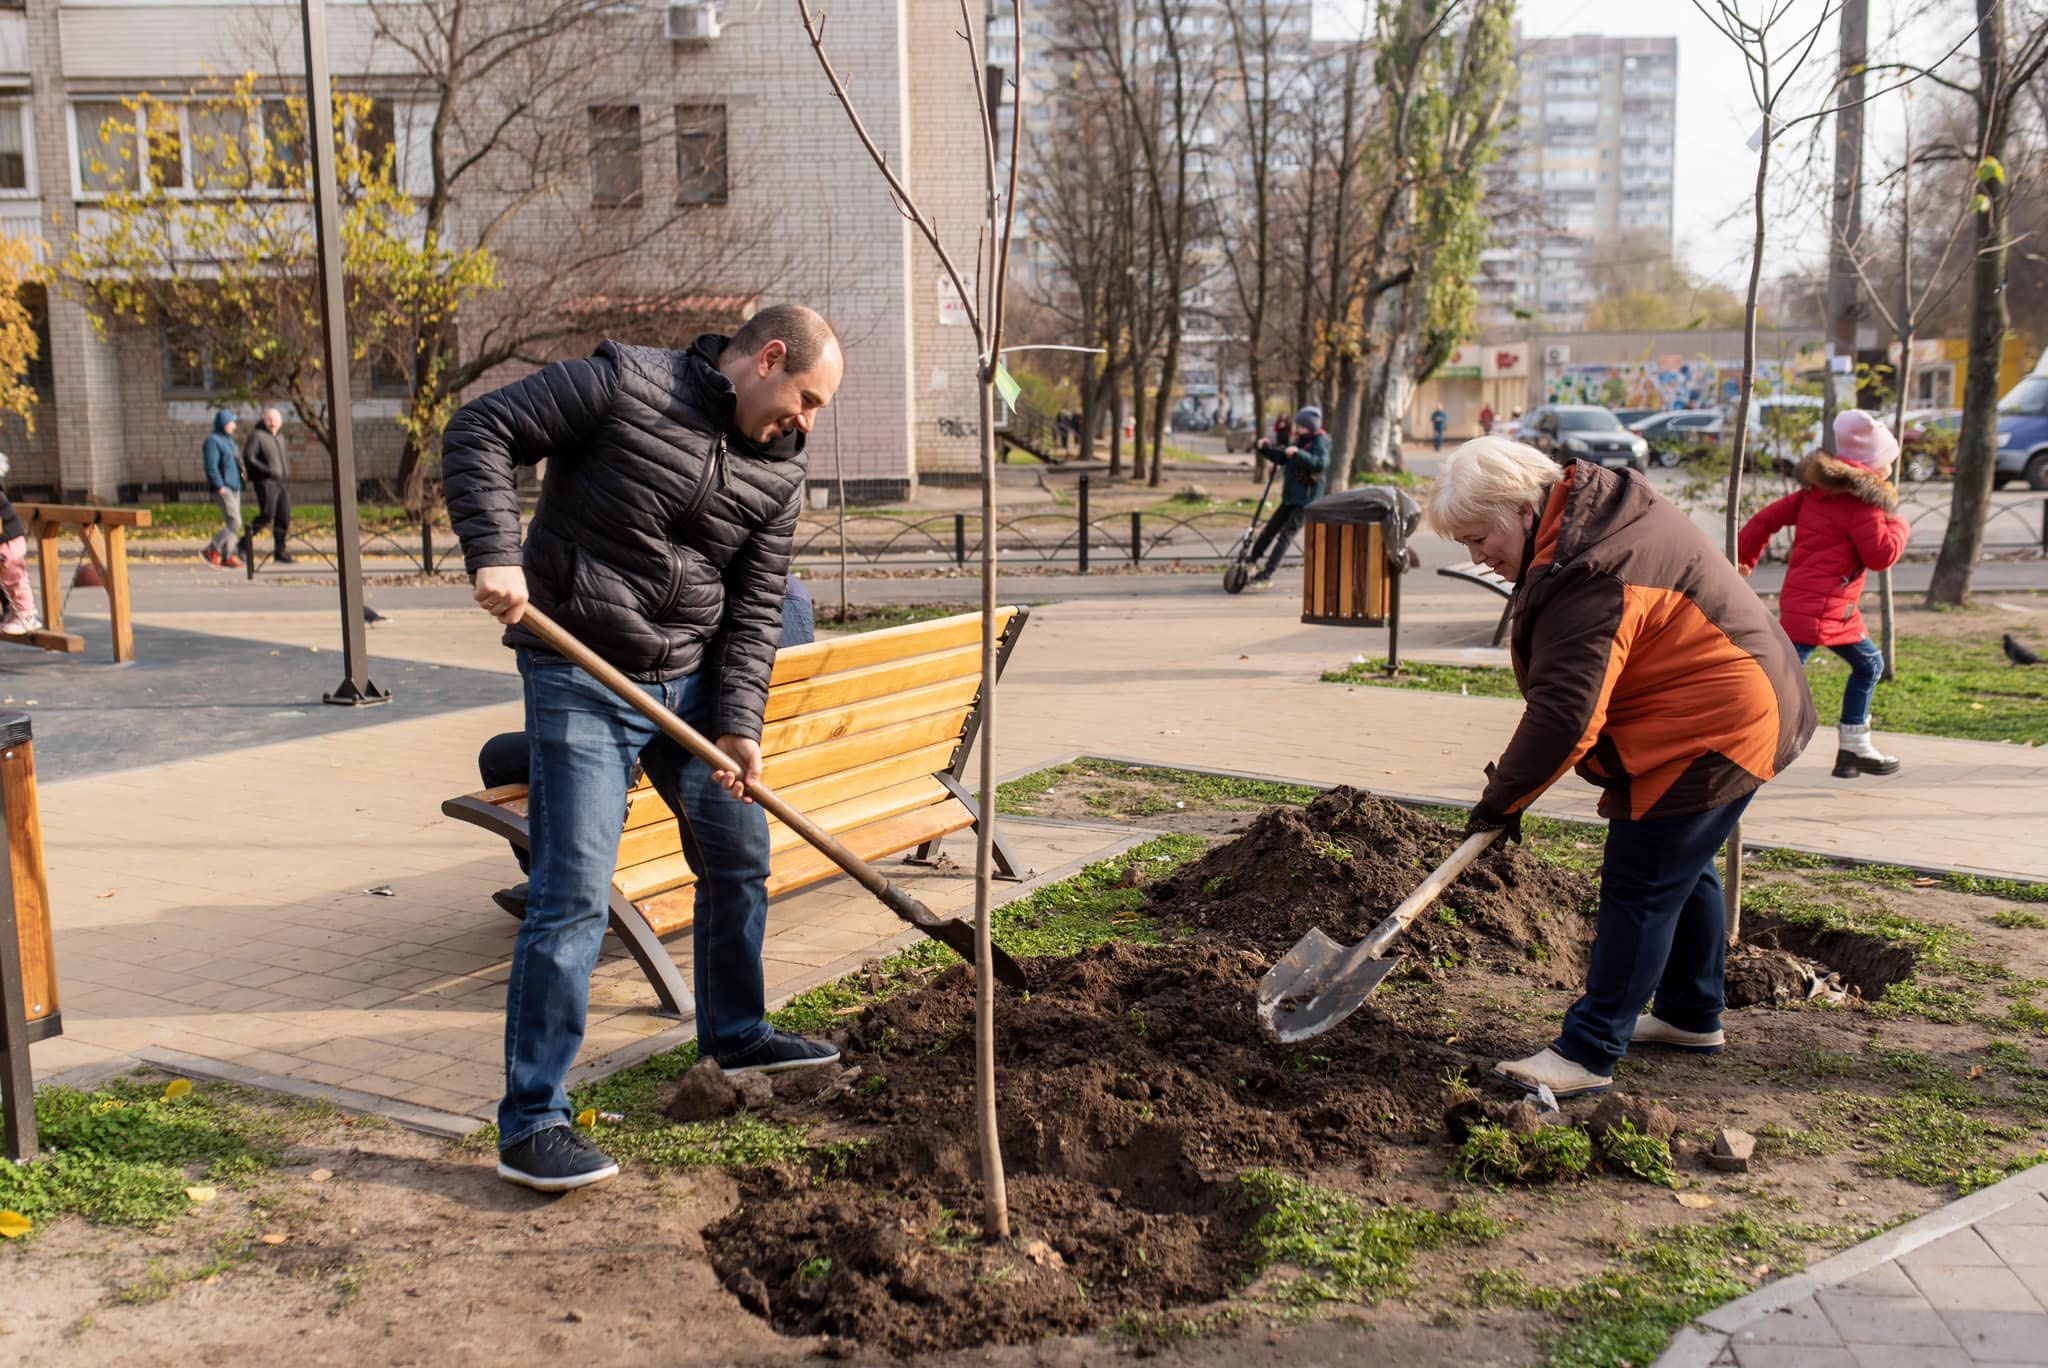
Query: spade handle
1357 830 1502 961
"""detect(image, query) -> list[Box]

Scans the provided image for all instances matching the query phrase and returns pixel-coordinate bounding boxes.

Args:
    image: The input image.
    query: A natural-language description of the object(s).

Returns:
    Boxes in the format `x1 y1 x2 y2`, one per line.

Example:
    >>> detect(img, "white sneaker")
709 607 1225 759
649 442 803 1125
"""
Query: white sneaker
0 612 40 636
1629 1013 1725 1054
1492 1047 1611 1099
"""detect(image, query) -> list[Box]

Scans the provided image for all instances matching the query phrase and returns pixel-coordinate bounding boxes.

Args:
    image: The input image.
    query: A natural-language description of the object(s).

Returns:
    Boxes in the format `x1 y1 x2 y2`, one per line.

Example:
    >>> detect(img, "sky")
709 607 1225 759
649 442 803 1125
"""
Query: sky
1313 0 1965 296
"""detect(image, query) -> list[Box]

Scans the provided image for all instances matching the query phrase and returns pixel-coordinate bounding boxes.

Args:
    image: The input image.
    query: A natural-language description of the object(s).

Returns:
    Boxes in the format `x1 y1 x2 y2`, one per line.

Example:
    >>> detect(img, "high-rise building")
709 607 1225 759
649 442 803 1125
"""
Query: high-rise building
1479 34 1678 333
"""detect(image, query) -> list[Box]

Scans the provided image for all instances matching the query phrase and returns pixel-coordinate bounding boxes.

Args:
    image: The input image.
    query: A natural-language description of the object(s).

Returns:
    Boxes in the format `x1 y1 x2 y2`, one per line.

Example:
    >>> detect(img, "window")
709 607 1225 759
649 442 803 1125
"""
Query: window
74 100 139 194
262 99 304 191
370 348 410 395
186 103 248 190
357 98 396 173
146 101 184 192
160 322 246 396
0 104 26 192
589 105 642 208
674 103 726 204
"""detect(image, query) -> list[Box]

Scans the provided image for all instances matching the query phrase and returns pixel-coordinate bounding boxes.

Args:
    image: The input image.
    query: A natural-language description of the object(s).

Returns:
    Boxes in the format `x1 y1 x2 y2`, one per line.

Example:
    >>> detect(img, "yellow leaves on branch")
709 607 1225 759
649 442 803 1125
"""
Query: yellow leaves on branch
0 232 43 433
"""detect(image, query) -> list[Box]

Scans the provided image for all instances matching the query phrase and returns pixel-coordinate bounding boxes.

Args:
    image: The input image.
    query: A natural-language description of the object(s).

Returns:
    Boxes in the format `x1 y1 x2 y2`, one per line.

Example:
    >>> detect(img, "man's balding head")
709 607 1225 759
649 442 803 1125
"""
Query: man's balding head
719 304 844 444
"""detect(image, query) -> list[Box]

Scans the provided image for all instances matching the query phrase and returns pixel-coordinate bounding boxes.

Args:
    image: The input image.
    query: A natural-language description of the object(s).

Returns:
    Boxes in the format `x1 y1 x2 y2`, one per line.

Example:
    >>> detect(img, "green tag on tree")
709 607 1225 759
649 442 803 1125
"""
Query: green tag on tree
993 361 1021 415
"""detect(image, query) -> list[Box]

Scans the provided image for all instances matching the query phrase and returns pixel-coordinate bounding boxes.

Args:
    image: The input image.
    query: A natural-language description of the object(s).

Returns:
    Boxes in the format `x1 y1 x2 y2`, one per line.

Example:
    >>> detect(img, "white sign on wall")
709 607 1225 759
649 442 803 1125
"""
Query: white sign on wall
938 276 970 327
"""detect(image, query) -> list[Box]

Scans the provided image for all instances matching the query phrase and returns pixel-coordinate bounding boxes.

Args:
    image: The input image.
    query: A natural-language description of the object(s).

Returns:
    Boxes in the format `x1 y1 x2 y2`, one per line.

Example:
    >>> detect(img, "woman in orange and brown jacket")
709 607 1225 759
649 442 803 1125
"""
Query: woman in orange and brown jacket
1425 438 1816 1098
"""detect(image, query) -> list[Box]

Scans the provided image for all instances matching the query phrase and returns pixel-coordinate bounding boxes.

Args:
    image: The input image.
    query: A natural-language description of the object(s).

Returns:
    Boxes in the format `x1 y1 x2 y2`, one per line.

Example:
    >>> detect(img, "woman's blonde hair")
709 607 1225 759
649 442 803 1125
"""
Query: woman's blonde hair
1423 436 1560 535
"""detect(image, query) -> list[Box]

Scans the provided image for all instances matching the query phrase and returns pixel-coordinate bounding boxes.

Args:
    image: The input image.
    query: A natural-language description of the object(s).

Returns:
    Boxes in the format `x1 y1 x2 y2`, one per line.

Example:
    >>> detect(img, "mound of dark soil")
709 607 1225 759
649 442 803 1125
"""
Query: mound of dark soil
704 939 1481 1356
1152 787 1599 985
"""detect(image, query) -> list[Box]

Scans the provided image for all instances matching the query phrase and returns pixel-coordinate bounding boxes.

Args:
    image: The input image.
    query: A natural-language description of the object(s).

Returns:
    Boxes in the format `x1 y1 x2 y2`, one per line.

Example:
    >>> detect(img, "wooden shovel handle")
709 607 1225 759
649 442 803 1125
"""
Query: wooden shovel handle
1358 829 1502 961
517 604 891 904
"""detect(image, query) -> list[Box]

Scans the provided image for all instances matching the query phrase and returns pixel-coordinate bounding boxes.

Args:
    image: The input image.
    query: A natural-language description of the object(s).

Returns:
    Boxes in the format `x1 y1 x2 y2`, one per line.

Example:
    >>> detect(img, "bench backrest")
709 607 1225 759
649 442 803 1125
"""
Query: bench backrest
610 607 1021 910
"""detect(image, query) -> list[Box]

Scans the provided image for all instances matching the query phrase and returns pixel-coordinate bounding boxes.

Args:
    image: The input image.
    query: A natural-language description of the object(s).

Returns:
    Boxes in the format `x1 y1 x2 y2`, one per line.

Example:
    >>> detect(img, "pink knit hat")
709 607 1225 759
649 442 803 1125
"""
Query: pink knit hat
1834 410 1899 475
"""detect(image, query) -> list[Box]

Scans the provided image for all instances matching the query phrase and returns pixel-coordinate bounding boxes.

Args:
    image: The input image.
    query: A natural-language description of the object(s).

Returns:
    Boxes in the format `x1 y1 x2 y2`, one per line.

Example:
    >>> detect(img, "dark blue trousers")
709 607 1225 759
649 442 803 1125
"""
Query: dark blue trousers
1554 792 1754 1075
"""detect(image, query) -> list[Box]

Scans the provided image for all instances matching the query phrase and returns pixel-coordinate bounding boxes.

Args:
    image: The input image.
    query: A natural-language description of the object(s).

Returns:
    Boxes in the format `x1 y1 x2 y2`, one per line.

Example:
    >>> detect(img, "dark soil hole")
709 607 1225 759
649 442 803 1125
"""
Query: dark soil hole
1736 916 1920 1003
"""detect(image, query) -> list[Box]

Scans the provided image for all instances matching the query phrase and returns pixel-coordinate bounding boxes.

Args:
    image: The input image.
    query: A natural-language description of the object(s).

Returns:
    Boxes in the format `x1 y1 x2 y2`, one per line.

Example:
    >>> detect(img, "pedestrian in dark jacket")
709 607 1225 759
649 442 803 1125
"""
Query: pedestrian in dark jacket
239 407 296 565
1738 411 1909 778
1426 436 1814 1099
200 409 244 569
443 303 844 1194
1248 406 1330 584
0 452 39 634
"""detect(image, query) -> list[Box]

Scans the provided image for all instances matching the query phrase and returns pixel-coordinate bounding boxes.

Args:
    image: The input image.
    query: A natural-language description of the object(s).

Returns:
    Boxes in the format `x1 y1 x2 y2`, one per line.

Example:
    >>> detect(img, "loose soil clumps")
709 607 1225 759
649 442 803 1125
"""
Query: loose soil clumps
1152 787 1599 984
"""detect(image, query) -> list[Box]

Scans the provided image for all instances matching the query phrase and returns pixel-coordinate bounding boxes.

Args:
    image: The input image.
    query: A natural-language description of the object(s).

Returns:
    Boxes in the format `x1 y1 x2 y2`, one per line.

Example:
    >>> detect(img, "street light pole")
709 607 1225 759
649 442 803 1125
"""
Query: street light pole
300 0 388 707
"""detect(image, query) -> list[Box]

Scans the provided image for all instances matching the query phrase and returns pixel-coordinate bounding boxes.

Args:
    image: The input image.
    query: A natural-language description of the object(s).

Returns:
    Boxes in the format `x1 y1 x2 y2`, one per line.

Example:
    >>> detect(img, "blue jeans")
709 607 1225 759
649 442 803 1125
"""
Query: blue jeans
1553 792 1753 1075
1793 638 1883 726
499 649 772 1148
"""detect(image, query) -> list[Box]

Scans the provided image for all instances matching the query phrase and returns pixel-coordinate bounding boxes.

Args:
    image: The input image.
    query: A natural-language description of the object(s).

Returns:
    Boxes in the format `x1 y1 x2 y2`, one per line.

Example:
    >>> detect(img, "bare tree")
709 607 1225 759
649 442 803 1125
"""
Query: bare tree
798 0 1023 1241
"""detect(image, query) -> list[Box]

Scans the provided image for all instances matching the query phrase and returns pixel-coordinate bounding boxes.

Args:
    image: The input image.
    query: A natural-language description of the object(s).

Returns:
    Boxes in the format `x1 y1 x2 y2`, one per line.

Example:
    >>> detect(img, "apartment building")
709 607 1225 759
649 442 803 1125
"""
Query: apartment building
1479 33 1678 333
0 0 986 505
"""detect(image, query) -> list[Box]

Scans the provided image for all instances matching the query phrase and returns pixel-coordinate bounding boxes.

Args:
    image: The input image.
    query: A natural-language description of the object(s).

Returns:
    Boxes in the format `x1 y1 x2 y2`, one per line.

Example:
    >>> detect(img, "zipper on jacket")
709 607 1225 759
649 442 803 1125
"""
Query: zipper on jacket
658 435 725 634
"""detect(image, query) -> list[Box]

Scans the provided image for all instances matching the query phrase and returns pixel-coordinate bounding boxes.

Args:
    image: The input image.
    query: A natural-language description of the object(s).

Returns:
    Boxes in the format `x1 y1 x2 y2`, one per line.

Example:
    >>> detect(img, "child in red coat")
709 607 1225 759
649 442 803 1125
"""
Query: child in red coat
1738 411 1910 778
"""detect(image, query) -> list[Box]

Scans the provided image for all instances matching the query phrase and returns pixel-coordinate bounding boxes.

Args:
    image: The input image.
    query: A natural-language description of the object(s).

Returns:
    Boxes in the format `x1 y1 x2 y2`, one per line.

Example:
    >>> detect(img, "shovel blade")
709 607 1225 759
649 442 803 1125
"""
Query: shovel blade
1256 927 1401 1043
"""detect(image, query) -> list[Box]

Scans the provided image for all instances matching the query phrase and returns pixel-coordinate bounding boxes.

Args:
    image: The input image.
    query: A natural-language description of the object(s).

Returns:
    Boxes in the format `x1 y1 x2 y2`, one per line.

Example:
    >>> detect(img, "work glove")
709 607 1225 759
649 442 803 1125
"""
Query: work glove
1464 764 1523 842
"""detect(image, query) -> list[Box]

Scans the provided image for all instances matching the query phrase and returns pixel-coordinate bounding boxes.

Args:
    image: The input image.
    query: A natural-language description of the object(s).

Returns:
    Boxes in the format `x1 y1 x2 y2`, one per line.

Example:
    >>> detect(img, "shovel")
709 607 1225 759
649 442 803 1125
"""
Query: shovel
516 604 1030 992
1257 828 1502 1043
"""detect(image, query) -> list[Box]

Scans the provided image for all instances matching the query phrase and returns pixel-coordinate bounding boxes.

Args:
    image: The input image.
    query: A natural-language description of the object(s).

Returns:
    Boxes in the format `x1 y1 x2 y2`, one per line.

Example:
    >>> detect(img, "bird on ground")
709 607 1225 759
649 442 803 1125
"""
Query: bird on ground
2004 633 2042 666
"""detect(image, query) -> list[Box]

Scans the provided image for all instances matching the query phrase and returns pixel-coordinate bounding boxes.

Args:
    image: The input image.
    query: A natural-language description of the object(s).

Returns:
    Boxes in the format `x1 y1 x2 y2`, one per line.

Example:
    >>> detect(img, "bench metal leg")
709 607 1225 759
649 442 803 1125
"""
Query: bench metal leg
1491 599 1513 648
930 772 1028 882
606 892 694 1020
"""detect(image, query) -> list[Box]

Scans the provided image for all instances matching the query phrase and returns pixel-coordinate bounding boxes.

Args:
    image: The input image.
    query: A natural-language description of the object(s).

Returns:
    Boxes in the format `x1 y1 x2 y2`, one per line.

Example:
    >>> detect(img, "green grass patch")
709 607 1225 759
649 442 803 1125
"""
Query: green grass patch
0 1079 286 1236
1238 1167 1500 1306
1802 633 2048 746
815 602 980 634
1453 1122 1593 1186
129 502 419 540
1812 1088 2039 1193
1741 880 1997 1022
997 758 1319 818
1597 1119 1679 1188
1538 1214 1821 1368
1320 657 1523 698
1995 909 2048 930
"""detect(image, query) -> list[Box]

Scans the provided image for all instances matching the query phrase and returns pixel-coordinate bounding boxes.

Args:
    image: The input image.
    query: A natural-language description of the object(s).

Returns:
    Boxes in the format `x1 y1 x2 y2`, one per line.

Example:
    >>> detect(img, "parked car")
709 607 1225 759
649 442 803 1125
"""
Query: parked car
1629 409 1725 467
1899 408 1961 482
1522 404 1650 473
1613 407 1661 428
1996 373 2048 490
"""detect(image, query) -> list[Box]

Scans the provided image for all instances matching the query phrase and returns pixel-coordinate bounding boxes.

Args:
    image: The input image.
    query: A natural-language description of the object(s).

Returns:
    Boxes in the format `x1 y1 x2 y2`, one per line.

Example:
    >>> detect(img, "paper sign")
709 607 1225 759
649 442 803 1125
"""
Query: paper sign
993 361 1021 415
938 276 969 326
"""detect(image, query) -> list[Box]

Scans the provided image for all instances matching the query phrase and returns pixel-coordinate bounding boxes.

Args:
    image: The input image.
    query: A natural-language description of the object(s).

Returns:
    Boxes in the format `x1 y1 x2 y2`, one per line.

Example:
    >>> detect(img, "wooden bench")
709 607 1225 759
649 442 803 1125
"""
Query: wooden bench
12 503 153 663
0 713 59 1160
442 607 1032 1017
1437 562 1514 647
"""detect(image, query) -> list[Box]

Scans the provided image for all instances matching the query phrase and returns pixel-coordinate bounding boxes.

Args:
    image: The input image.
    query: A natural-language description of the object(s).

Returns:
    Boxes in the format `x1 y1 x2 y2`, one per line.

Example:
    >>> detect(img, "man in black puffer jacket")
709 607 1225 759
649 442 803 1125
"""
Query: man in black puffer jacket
443 304 844 1194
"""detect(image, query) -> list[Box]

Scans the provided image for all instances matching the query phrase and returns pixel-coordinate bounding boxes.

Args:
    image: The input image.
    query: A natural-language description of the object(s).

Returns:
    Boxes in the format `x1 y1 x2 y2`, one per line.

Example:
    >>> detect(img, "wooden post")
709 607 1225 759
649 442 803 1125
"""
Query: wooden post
105 524 134 663
0 714 54 1162
35 525 60 636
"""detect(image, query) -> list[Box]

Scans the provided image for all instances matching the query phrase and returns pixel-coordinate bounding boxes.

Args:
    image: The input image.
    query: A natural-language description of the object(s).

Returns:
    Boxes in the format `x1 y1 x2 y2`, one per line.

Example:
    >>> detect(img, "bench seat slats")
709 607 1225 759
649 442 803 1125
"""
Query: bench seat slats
762 643 983 723
761 709 974 789
760 674 982 758
767 608 1016 688
611 742 960 870
635 800 976 937
616 774 953 903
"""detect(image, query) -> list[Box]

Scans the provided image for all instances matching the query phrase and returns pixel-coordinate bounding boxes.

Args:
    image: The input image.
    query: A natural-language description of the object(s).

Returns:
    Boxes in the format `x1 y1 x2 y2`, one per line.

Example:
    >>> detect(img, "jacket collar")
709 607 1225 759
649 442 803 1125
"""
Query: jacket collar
1797 451 1898 512
687 333 805 461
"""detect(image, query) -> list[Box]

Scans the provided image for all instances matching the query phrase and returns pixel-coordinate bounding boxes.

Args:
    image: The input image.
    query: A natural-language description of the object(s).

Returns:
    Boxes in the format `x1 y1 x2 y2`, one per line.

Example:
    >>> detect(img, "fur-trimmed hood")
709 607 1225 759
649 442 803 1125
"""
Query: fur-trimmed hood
1797 451 1898 513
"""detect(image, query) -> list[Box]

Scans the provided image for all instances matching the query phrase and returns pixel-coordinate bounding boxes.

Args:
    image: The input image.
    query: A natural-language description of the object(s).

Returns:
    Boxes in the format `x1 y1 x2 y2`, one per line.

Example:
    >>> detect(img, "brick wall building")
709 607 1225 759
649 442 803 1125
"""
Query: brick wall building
0 0 988 505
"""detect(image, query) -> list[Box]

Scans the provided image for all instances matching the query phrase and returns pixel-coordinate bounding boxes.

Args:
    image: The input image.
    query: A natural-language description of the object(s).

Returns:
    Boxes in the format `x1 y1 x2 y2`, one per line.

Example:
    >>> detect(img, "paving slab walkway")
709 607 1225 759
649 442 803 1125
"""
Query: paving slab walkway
1654 1163 2048 1367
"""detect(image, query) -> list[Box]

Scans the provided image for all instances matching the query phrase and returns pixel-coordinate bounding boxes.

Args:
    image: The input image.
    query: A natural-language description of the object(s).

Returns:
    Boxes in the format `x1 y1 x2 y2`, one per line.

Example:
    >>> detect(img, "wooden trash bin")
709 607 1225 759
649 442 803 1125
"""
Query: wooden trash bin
1300 488 1400 627
0 712 57 1160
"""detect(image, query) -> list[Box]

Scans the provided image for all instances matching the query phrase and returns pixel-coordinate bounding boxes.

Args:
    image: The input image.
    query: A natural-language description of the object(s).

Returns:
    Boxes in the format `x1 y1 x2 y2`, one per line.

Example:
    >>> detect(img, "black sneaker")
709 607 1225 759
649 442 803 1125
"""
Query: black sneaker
717 1031 841 1076
497 1124 619 1193
491 883 529 919
273 551 296 565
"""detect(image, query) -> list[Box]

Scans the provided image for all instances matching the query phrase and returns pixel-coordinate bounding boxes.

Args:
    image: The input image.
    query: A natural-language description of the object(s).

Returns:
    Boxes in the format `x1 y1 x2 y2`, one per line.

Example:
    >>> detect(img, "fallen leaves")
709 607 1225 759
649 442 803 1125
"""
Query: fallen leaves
0 1210 31 1238
1675 1192 1715 1209
308 1169 333 1184
260 1232 287 1246
184 1186 218 1205
161 1079 193 1101
574 1108 598 1129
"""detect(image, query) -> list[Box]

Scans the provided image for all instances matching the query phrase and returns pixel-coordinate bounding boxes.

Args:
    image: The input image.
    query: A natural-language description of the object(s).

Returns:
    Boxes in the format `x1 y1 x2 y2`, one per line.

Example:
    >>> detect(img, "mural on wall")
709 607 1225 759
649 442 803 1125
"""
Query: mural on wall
1543 357 1794 411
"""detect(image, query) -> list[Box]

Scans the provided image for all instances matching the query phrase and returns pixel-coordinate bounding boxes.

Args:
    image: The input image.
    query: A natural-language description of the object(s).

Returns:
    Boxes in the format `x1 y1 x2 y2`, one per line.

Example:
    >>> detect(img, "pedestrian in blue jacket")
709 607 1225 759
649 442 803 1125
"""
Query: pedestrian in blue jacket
201 409 244 569
1248 406 1330 585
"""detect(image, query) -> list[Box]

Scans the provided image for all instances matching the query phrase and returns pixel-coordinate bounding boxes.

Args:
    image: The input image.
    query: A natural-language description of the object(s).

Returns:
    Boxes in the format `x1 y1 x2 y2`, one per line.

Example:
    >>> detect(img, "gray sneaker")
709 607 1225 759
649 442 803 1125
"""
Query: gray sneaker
497 1124 619 1193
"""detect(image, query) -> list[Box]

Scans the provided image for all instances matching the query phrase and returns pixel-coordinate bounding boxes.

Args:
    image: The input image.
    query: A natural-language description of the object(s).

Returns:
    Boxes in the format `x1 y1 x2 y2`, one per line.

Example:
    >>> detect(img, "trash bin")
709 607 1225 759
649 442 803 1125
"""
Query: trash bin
1299 486 1420 629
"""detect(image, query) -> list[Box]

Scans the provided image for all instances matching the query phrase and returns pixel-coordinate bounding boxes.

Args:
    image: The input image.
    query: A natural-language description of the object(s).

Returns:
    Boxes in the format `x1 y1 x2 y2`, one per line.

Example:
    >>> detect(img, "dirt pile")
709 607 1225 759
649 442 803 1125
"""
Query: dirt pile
704 939 1474 1355
1151 786 1599 985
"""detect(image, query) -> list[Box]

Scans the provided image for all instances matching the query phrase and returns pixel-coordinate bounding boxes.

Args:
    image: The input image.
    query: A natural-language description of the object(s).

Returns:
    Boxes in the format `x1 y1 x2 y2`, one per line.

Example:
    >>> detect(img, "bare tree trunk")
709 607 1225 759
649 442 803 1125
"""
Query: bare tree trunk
1129 365 1148 482
1927 0 2010 607
1108 386 1124 478
1149 331 1177 488
1326 351 1363 493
